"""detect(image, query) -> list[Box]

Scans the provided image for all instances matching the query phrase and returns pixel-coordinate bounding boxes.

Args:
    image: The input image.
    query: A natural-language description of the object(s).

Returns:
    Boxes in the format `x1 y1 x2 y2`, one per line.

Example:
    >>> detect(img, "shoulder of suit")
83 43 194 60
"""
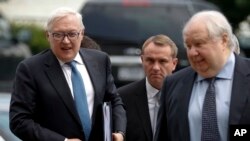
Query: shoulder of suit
80 48 107 56
117 79 145 93
234 54 250 74
172 66 194 77
20 49 51 65
165 66 196 83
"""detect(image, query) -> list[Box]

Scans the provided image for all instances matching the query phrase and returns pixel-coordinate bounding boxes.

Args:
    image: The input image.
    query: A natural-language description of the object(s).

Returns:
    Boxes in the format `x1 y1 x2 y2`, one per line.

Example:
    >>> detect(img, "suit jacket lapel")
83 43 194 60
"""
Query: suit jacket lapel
44 50 81 124
179 68 197 141
79 49 102 123
79 49 100 95
135 79 153 141
229 55 250 124
180 71 197 140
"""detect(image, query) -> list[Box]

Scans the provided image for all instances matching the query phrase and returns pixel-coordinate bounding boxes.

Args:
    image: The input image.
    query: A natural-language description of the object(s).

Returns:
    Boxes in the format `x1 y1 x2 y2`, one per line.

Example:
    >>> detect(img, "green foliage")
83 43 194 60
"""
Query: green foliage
11 23 50 55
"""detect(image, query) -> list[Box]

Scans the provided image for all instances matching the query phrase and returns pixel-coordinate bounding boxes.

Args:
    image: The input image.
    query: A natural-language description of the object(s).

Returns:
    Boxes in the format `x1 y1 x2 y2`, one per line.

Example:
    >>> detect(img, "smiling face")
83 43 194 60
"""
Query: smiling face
141 42 177 89
46 14 84 62
183 20 230 78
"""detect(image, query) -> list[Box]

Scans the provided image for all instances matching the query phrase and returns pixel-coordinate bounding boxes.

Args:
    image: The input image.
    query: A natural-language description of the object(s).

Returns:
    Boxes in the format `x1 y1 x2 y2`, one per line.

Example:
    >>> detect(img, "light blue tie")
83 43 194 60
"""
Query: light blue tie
69 61 91 141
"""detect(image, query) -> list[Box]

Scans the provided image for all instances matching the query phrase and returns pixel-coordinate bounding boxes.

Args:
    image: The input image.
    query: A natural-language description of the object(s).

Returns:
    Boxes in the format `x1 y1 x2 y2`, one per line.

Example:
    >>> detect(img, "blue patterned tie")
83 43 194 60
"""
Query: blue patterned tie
69 61 91 141
201 78 220 141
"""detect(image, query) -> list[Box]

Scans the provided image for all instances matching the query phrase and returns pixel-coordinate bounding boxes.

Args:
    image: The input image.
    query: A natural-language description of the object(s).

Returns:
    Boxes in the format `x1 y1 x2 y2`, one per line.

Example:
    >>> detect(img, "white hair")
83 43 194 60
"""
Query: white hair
45 7 84 31
183 10 239 54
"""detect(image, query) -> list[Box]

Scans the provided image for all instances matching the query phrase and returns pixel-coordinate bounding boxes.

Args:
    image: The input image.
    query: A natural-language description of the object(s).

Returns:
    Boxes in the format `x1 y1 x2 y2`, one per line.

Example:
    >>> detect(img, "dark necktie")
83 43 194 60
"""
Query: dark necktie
69 61 91 141
201 78 220 141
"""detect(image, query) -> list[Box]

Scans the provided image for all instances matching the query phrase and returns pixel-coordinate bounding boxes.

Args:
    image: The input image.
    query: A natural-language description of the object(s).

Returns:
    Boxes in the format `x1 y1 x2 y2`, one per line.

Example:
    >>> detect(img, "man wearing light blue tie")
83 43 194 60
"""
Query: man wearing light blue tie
9 7 126 141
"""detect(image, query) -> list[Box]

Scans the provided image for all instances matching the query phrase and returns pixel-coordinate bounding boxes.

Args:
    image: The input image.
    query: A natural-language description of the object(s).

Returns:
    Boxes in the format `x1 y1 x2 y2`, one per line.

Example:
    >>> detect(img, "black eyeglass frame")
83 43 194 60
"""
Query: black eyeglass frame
49 30 82 41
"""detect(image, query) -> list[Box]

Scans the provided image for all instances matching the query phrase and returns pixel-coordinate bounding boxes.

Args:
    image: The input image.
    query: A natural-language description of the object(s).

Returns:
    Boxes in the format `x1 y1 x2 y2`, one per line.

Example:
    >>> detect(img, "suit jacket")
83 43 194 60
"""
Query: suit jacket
118 79 153 141
154 54 250 141
9 48 126 141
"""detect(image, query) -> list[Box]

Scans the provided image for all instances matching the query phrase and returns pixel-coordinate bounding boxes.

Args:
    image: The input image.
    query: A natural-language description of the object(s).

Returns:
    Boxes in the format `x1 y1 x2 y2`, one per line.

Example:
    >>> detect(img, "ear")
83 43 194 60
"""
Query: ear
221 33 229 48
140 55 144 62
45 31 50 41
80 30 84 40
172 58 178 71
81 29 84 36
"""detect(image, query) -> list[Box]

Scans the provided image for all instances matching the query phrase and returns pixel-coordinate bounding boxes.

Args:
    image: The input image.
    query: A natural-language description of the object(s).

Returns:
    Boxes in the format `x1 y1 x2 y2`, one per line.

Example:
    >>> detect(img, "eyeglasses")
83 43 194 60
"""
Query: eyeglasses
49 30 81 41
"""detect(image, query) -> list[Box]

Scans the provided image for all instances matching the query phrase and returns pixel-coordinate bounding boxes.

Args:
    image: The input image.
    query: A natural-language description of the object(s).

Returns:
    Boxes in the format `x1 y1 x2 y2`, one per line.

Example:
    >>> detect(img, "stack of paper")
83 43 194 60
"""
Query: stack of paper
103 102 112 141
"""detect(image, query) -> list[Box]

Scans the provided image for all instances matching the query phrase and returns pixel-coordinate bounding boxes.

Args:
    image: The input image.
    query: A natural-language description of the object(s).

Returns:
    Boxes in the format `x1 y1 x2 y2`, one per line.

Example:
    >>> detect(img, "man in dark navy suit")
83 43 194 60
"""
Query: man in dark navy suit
118 34 178 141
9 7 126 141
155 10 250 141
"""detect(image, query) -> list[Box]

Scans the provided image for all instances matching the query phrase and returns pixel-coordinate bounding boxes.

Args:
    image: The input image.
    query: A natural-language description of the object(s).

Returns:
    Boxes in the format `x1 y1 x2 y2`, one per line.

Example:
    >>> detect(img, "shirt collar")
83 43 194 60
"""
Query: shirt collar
146 77 159 98
74 53 84 65
57 52 83 66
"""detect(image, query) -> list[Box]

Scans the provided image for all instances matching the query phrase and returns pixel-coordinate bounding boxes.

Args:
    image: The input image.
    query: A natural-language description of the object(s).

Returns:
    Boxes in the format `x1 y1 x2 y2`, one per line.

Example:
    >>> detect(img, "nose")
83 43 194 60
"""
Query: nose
187 47 199 56
62 35 70 43
152 62 160 70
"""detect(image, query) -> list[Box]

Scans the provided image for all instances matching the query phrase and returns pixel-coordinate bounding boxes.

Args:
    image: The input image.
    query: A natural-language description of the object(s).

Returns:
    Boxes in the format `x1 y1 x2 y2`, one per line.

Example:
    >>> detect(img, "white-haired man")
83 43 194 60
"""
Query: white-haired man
155 10 250 141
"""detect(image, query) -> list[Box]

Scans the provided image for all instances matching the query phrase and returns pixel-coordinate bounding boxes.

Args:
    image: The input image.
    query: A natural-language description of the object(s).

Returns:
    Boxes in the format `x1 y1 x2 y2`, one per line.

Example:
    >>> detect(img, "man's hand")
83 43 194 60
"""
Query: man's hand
112 132 124 141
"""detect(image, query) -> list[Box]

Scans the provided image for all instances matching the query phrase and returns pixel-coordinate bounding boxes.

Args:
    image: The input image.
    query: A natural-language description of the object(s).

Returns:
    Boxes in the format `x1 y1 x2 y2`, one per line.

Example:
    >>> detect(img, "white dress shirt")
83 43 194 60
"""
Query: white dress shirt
146 78 160 135
58 53 94 118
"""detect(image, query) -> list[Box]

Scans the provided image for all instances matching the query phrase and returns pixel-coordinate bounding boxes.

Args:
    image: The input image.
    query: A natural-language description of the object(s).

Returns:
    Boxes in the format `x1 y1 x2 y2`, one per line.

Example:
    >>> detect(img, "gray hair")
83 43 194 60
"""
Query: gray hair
45 7 84 31
231 35 240 54
183 10 239 54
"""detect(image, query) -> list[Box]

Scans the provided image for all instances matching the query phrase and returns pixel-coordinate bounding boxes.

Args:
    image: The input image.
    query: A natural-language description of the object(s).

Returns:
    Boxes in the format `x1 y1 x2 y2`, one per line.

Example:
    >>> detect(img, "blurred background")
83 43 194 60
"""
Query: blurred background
0 0 250 140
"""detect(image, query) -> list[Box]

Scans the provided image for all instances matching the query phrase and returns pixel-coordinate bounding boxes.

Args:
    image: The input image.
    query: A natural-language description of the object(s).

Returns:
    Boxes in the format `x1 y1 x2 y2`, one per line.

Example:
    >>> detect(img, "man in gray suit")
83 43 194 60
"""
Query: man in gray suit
155 10 250 141
9 7 126 141
118 34 178 141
